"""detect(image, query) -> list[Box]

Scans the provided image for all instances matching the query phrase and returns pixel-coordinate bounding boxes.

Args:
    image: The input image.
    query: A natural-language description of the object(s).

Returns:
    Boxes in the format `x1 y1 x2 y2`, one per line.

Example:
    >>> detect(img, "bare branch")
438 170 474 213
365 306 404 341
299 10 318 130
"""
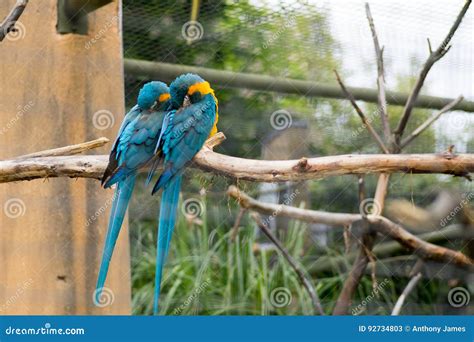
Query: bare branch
400 95 464 149
333 232 376 315
334 70 390 154
0 0 28 42
394 0 472 143
250 212 325 315
391 260 424 315
15 137 110 159
227 186 474 269
2 150 474 183
230 208 246 242
333 172 390 314
365 3 390 140
227 185 360 226
369 215 473 268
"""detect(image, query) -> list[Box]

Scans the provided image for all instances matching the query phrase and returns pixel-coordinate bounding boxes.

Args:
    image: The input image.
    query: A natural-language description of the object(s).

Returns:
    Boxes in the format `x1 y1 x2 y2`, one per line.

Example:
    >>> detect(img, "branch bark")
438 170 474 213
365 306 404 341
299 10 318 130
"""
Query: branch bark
2 149 473 184
15 137 110 159
0 0 28 42
400 96 464 149
391 260 424 315
194 151 473 182
365 3 390 140
334 70 390 154
227 186 474 269
394 0 472 143
227 185 360 226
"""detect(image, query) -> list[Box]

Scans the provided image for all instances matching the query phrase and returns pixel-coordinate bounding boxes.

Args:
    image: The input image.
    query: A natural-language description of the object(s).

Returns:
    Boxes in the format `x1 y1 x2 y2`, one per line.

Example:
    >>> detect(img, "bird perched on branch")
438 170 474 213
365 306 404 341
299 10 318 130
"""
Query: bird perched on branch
95 81 170 304
150 73 218 314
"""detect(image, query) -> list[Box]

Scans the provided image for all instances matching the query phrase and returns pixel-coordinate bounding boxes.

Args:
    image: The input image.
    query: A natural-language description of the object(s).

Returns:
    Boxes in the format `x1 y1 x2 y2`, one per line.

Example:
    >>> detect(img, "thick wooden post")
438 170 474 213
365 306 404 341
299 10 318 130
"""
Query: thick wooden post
0 0 131 314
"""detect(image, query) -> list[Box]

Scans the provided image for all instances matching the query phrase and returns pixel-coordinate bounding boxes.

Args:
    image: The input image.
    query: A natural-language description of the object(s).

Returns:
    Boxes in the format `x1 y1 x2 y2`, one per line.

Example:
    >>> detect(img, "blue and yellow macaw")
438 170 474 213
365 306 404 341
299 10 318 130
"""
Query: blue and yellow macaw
151 73 218 314
95 81 171 304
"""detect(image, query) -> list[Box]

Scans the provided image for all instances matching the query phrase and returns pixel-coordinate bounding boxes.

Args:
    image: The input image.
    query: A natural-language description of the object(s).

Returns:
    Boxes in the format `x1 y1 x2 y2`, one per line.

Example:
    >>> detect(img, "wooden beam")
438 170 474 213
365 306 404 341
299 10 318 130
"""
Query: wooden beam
124 59 474 113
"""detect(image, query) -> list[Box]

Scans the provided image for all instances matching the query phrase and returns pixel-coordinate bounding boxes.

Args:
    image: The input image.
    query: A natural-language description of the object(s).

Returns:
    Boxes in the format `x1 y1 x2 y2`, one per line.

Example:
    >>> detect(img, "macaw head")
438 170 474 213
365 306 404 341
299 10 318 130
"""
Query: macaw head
169 73 216 109
137 81 170 111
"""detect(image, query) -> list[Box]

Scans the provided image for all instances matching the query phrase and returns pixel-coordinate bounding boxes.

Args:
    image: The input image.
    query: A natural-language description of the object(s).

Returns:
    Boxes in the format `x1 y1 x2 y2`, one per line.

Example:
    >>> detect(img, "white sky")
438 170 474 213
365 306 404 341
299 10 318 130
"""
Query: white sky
256 0 473 150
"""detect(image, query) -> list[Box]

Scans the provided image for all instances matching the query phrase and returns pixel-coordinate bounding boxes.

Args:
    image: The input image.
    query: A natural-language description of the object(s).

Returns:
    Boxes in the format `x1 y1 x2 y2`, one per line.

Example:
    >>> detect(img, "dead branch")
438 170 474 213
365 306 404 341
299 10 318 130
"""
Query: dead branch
333 233 375 315
334 70 390 154
365 3 390 140
391 260 424 315
2 146 473 184
310 225 465 274
227 185 360 226
230 208 246 242
400 96 464 149
195 151 473 182
15 137 110 159
0 0 28 42
369 215 473 268
394 0 472 143
251 212 325 315
227 186 474 269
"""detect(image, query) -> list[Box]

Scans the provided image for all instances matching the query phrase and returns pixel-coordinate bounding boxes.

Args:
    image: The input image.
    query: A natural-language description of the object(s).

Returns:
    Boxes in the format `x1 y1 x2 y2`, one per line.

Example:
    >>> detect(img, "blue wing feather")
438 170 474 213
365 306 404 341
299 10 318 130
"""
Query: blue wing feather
96 108 166 302
152 93 217 313
153 175 182 314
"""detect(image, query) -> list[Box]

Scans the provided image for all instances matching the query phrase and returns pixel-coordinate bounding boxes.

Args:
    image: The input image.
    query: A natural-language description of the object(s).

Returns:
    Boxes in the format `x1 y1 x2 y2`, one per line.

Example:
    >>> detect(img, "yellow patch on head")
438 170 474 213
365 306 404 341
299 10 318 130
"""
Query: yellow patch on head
187 81 219 138
188 81 214 96
159 93 170 102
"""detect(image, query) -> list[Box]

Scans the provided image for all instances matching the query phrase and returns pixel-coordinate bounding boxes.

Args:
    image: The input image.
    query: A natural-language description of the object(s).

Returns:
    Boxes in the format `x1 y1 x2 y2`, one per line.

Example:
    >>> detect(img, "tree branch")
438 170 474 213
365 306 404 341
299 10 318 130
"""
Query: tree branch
227 186 474 269
333 233 376 315
391 260 424 315
2 148 473 183
365 3 390 140
0 0 28 42
227 185 360 226
250 212 325 315
334 70 390 154
400 95 464 149
394 0 472 143
369 215 473 268
14 137 110 159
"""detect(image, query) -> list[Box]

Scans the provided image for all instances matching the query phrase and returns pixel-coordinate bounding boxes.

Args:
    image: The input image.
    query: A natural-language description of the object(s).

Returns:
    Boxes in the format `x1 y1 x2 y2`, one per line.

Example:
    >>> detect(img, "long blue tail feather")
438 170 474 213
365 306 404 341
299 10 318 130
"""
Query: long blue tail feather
95 175 136 304
153 175 182 314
